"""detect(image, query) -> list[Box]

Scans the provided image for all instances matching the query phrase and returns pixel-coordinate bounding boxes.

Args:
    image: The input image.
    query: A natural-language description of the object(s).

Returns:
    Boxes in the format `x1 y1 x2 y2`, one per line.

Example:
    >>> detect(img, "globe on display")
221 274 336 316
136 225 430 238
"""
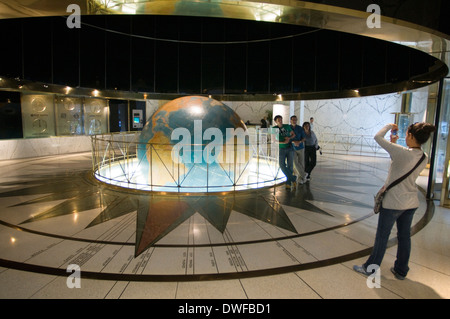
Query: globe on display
137 96 249 192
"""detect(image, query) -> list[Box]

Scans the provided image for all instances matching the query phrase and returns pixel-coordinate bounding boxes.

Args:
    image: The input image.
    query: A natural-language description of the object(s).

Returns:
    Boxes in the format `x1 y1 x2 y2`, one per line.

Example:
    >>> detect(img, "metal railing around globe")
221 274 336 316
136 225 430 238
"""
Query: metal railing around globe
90 129 286 193
316 132 388 157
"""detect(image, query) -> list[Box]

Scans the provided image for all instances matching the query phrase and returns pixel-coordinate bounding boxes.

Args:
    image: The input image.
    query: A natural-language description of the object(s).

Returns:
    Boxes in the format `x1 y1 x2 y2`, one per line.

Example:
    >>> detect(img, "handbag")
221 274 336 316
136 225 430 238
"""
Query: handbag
374 153 425 214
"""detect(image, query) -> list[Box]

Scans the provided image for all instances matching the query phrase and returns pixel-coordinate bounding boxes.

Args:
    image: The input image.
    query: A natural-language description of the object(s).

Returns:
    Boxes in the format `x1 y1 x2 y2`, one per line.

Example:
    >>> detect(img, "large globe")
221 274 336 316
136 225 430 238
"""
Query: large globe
137 96 249 192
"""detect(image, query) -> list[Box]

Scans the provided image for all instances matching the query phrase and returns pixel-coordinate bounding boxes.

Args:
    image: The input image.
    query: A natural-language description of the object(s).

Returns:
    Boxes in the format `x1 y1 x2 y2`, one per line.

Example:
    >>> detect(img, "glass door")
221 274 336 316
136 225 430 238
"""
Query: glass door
439 79 450 207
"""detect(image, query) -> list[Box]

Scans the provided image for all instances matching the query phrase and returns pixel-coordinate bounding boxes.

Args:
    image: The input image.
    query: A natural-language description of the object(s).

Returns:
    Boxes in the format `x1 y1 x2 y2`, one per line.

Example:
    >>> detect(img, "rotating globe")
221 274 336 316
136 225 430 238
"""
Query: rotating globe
137 96 250 192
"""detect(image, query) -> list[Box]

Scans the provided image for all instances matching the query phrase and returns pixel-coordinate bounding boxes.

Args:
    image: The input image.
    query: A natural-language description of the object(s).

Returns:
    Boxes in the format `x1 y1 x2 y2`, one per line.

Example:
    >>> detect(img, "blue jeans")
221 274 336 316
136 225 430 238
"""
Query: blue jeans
279 147 296 184
364 206 416 277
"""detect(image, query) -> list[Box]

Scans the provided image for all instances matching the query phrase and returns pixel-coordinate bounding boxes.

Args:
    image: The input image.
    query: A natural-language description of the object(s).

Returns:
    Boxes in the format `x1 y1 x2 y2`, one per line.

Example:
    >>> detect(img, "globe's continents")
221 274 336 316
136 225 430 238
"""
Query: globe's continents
137 96 249 192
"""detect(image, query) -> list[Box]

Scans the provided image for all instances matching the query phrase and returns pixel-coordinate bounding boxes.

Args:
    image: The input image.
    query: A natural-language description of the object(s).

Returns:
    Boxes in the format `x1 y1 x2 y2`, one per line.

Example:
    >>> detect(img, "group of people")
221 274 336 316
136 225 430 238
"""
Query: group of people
273 115 320 189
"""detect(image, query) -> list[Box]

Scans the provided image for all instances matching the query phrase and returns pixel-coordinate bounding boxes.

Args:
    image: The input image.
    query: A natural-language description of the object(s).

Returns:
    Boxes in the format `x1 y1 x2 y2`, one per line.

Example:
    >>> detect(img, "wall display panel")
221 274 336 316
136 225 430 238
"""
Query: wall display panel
55 96 83 136
21 94 56 138
84 98 108 135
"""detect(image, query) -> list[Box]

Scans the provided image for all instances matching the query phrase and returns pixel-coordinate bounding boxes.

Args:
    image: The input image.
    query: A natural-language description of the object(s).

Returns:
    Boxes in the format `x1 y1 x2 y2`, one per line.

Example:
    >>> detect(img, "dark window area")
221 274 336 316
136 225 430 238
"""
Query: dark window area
339 34 363 90
315 31 339 92
53 17 80 87
79 16 106 89
0 91 23 139
105 15 131 91
154 16 178 93
109 99 128 132
22 18 52 83
362 38 387 87
293 31 316 93
131 16 155 92
0 19 23 79
0 15 442 97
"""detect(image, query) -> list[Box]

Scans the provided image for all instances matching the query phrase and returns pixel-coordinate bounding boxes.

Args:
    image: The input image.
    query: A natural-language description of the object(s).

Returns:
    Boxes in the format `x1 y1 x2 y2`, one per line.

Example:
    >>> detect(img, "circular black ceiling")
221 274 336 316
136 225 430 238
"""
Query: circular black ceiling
0 14 447 100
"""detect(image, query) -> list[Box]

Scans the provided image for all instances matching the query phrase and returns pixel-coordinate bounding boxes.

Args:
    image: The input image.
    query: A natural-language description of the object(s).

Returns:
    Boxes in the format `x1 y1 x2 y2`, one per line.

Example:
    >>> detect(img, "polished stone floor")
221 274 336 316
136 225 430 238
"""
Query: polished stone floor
0 152 449 299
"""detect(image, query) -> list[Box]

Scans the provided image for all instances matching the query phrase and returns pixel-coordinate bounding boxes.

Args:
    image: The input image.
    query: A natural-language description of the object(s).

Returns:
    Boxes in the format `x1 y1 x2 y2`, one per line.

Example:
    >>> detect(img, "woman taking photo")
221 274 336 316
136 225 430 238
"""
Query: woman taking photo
354 122 436 280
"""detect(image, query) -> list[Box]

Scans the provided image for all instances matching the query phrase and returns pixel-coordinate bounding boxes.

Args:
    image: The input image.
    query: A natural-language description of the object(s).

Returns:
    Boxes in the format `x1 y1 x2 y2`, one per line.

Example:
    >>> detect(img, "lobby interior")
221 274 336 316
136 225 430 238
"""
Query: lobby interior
0 0 449 300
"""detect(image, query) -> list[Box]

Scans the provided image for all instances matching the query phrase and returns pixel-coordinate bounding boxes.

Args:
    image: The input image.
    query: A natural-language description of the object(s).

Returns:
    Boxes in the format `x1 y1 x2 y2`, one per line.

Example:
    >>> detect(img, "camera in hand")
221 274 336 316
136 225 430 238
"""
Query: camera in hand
316 145 322 155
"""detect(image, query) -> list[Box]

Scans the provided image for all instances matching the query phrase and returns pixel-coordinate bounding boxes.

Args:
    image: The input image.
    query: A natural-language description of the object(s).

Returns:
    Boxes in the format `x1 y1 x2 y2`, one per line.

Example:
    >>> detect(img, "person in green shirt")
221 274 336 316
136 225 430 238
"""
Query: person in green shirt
273 115 297 189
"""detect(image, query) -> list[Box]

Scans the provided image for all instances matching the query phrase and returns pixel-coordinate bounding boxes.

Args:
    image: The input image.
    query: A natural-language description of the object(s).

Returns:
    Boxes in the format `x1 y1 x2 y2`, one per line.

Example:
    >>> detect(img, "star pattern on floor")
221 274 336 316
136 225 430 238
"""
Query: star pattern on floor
0 162 376 257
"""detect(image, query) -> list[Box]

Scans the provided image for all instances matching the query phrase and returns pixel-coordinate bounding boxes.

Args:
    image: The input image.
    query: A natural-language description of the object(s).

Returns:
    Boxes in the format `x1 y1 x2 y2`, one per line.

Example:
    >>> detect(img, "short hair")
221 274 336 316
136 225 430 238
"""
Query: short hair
274 115 282 122
290 115 297 120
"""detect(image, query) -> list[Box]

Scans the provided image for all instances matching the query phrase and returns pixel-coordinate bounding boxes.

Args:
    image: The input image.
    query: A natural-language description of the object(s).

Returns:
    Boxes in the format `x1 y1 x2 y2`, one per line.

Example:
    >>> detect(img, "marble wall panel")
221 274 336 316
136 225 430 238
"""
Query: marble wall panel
226 89 429 139
303 94 402 137
0 136 92 160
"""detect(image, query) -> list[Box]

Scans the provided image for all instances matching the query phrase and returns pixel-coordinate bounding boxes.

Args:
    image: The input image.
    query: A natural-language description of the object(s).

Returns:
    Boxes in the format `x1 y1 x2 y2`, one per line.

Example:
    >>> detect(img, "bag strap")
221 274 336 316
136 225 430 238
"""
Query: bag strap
385 152 426 192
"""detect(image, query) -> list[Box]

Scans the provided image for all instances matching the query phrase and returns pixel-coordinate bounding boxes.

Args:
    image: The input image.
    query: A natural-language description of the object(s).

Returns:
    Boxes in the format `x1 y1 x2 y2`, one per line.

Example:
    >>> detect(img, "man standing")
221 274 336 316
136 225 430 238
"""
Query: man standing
273 115 297 189
290 115 307 185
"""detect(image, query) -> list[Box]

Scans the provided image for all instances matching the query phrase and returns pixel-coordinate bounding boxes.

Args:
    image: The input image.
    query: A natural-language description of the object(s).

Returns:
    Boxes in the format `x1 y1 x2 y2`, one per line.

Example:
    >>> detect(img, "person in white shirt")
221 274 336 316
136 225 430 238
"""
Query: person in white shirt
354 122 436 280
